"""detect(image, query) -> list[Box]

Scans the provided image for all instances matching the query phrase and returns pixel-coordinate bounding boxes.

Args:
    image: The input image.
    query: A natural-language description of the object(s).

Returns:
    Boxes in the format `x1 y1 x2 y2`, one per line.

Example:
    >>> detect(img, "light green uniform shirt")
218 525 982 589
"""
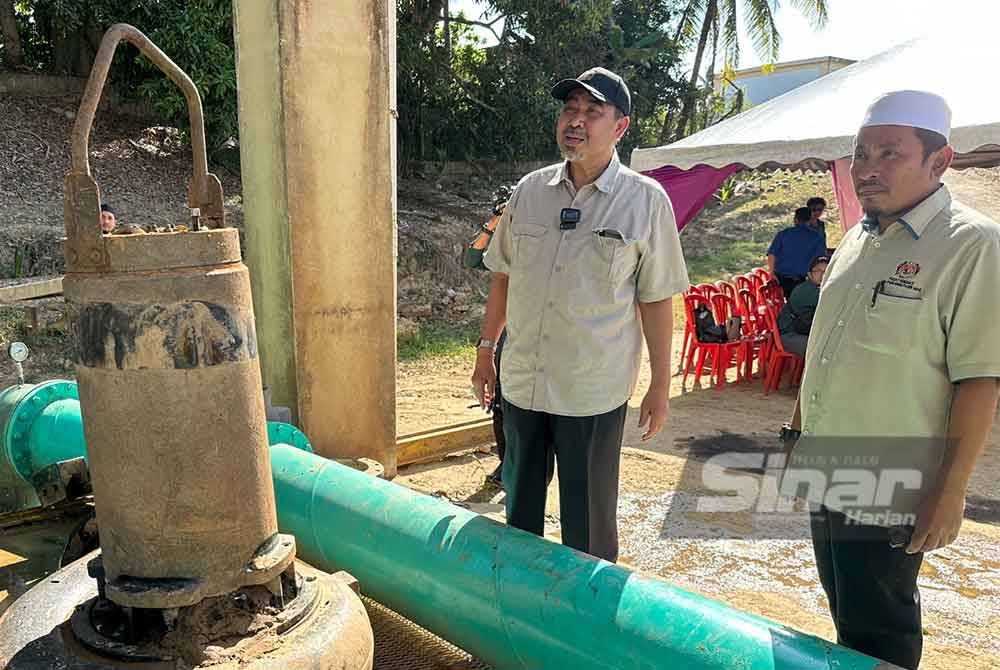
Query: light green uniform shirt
782 185 1000 525
484 152 689 416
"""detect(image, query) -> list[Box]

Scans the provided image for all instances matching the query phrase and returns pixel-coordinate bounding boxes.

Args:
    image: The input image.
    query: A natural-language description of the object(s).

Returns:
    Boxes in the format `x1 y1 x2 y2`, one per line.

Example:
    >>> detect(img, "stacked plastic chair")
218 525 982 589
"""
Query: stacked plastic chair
682 293 745 389
760 301 804 394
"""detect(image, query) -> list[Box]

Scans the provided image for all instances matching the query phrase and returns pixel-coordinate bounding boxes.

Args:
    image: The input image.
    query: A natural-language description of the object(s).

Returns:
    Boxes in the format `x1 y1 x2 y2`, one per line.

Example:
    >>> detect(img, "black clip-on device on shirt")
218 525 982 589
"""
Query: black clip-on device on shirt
560 208 581 230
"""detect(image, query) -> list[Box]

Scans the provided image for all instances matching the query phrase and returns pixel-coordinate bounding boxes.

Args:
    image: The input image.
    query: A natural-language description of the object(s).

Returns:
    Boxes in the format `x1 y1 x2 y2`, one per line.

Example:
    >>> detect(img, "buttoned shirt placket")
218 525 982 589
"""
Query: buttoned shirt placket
804 221 915 437
529 174 601 410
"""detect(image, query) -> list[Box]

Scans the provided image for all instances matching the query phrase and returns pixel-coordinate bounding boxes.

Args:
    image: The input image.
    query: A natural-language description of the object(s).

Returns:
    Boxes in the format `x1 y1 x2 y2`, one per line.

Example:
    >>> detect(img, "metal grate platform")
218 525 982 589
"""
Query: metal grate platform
363 597 492 670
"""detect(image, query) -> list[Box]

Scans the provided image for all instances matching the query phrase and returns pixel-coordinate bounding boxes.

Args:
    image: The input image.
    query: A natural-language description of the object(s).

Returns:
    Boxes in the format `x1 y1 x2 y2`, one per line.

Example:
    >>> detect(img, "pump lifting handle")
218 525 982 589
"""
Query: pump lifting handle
64 24 225 271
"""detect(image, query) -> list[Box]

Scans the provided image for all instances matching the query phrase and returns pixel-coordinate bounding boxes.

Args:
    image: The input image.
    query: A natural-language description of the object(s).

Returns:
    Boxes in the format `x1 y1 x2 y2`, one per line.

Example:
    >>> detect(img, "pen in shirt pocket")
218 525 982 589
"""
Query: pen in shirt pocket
870 280 886 307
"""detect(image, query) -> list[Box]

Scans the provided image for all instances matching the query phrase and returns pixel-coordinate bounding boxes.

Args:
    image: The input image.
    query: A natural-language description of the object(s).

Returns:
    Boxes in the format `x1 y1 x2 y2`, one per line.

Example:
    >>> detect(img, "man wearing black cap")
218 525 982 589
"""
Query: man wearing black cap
100 203 117 234
470 67 688 562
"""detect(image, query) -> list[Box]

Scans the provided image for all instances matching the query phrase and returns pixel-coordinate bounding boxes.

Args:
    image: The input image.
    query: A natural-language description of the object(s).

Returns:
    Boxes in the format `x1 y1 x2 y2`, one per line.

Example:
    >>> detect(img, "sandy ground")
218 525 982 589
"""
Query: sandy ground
396 332 1000 670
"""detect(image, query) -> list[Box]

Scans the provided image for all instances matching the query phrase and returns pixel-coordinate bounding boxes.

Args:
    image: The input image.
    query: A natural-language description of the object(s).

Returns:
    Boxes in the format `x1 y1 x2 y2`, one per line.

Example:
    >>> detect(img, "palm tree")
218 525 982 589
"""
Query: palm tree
667 0 829 142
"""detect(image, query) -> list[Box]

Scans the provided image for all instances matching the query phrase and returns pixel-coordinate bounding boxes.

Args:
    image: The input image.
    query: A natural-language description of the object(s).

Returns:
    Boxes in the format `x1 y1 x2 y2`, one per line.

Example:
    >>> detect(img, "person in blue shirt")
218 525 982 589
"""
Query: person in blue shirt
767 206 827 298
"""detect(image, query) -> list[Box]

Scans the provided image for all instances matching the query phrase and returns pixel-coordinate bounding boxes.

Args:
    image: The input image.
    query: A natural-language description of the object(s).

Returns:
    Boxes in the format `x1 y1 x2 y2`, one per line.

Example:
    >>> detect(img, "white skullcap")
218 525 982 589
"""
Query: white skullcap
859 90 952 141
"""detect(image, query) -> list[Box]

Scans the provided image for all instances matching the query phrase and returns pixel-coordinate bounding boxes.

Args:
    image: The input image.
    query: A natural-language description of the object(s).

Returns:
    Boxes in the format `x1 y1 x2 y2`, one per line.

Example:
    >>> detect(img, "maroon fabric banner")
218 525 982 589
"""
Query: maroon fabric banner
642 163 742 231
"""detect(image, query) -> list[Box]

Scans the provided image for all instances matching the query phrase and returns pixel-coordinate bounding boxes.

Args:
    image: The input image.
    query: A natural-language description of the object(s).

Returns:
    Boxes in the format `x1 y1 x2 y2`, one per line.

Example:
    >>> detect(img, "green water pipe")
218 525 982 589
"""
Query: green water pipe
0 380 311 513
270 444 895 670
0 381 896 669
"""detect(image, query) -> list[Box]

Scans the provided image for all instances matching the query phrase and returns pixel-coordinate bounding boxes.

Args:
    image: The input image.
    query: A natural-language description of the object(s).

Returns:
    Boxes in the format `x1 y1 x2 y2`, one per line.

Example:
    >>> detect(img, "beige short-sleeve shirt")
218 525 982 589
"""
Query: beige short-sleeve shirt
782 185 1000 523
484 152 689 416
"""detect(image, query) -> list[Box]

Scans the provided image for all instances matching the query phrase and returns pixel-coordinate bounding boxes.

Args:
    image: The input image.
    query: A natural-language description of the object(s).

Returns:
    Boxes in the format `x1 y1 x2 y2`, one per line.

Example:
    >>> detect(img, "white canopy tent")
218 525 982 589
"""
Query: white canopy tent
632 37 1000 230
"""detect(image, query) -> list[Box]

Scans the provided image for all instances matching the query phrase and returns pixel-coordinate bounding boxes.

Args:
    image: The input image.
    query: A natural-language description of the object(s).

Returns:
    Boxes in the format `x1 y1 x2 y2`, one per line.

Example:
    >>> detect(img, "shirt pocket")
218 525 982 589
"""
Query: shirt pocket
592 229 639 284
859 292 922 355
511 222 548 268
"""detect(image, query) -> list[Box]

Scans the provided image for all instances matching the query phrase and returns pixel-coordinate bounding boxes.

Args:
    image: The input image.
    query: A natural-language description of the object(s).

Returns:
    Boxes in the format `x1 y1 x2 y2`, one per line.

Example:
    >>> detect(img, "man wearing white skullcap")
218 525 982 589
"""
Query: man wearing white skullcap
780 90 1000 668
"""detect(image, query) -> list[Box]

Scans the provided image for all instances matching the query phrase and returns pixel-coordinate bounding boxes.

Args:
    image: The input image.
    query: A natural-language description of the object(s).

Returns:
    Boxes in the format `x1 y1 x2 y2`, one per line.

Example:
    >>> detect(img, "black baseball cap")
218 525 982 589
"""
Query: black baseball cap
100 203 117 216
551 67 631 116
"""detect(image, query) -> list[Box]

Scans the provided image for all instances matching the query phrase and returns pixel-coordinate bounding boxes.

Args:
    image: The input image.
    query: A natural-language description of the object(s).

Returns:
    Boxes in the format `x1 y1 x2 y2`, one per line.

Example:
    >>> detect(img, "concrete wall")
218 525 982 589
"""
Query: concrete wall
235 0 398 475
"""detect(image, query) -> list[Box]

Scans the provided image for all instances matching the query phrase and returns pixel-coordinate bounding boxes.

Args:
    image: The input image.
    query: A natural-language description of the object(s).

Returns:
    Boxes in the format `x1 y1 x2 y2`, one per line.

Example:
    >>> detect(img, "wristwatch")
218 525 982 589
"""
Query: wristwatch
779 422 802 443
479 223 495 236
476 337 496 350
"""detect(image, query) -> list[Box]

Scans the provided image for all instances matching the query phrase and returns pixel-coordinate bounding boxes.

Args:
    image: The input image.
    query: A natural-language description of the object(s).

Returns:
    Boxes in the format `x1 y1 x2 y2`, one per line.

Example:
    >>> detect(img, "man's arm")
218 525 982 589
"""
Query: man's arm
471 273 509 408
766 254 776 275
907 377 1000 553
463 209 504 269
637 298 673 441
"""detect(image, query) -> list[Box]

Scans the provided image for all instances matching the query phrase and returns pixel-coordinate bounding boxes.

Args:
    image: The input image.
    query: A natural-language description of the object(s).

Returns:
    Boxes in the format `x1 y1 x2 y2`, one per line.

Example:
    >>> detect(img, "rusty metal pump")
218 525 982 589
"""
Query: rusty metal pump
0 25 372 669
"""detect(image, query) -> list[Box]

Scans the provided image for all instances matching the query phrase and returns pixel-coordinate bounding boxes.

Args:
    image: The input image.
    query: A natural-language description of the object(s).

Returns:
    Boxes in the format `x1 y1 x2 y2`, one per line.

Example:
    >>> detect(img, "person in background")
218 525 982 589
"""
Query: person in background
464 186 511 486
776 255 828 357
806 196 828 248
100 203 117 234
767 206 826 298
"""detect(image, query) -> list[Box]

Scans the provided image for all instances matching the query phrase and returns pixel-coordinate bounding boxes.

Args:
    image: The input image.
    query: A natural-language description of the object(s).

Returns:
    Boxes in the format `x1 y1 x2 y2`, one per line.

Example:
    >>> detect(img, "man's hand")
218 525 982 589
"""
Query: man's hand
637 385 669 441
906 485 966 554
471 349 497 410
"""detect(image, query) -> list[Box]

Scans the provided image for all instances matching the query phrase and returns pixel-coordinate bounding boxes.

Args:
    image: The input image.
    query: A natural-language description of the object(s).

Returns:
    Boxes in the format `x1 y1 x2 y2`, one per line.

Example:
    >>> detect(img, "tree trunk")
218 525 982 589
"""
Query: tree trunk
673 0 716 140
0 1 25 68
442 0 450 59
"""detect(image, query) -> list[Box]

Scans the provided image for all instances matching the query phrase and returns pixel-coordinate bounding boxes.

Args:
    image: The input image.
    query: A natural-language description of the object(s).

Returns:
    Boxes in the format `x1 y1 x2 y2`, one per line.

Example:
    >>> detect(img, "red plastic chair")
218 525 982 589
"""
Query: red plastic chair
753 267 772 283
710 293 752 385
716 281 738 304
677 286 698 375
682 294 743 389
734 275 755 294
758 281 785 311
694 282 720 298
760 306 804 395
737 288 770 378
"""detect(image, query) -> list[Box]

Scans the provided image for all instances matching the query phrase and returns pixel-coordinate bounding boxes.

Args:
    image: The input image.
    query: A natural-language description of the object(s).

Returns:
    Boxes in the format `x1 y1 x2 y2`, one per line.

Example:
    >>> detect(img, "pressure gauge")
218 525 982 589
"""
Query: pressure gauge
8 342 29 363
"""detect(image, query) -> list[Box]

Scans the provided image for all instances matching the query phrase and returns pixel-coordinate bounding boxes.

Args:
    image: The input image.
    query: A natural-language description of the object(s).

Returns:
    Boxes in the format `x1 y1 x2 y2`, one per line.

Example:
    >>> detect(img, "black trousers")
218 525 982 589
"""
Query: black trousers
502 401 627 562
775 273 804 299
490 329 507 461
810 507 924 669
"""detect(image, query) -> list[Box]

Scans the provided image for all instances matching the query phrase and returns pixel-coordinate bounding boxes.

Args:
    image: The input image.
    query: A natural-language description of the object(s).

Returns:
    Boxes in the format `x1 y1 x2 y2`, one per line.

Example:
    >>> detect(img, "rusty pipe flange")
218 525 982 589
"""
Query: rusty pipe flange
0 551 374 669
99 533 297 610
86 227 242 273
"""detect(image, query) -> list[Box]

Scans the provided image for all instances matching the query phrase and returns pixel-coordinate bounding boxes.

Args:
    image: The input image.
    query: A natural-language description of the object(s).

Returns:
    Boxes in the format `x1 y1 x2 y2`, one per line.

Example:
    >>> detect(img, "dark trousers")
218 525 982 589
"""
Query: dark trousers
810 507 924 669
490 330 507 462
502 401 627 562
775 273 804 299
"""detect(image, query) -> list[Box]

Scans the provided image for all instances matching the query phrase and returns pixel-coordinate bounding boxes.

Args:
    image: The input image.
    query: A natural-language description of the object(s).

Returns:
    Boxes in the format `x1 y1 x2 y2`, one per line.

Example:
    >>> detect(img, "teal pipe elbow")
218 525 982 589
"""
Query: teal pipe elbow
270 443 893 670
0 381 310 513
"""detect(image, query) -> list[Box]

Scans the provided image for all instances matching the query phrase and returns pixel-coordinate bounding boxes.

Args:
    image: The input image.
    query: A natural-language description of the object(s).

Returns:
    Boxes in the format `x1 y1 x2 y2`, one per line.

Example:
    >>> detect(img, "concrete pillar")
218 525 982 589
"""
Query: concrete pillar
234 0 398 475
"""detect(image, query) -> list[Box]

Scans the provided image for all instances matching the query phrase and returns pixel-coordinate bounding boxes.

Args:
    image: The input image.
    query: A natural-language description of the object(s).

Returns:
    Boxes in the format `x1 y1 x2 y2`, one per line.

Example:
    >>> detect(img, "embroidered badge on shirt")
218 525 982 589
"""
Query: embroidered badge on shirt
885 260 923 298
895 261 921 278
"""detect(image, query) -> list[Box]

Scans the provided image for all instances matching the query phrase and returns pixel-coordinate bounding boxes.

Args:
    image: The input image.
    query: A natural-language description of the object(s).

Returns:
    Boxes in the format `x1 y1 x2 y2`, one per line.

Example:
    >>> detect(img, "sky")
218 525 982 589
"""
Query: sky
449 0 994 71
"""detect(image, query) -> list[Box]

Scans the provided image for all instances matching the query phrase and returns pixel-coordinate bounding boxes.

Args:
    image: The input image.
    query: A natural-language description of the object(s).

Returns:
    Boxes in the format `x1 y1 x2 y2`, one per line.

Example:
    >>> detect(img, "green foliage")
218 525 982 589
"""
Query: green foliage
397 322 478 361
7 0 686 161
7 0 237 151
685 240 767 284
398 0 687 162
131 0 237 151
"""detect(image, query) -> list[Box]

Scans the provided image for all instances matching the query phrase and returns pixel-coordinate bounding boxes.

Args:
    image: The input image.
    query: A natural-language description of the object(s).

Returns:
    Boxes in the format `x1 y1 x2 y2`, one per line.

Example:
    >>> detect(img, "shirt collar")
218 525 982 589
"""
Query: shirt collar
858 184 951 240
547 151 622 193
